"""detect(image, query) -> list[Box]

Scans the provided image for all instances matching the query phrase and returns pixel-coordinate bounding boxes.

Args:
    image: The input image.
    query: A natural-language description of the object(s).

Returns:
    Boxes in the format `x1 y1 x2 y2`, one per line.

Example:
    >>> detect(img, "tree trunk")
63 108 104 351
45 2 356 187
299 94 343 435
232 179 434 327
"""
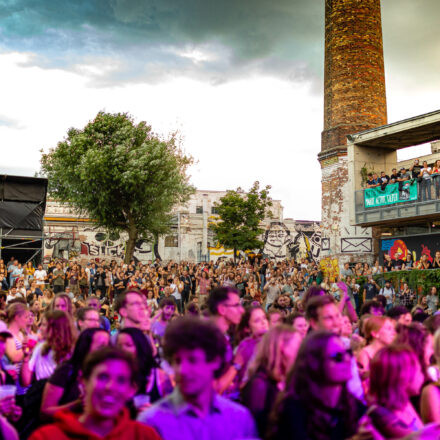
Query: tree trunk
233 247 236 265
125 219 138 264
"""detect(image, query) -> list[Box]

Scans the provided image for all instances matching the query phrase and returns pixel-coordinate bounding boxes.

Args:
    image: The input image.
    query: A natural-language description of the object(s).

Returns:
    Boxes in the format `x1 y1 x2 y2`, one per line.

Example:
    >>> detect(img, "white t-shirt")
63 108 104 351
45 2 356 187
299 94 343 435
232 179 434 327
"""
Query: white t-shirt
28 342 57 380
34 270 47 286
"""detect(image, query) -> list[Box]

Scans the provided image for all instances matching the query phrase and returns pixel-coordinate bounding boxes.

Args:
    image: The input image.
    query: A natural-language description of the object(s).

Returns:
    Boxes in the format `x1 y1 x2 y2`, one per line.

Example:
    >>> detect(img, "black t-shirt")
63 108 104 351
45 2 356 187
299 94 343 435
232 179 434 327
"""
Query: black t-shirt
392 259 404 270
363 282 378 300
114 276 126 294
49 362 79 405
390 172 400 182
235 281 248 297
412 164 422 178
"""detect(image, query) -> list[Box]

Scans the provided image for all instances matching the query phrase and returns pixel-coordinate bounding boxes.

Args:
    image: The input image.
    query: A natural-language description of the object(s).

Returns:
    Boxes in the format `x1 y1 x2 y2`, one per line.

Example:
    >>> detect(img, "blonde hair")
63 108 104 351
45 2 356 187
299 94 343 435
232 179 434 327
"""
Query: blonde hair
247 325 299 382
6 302 28 324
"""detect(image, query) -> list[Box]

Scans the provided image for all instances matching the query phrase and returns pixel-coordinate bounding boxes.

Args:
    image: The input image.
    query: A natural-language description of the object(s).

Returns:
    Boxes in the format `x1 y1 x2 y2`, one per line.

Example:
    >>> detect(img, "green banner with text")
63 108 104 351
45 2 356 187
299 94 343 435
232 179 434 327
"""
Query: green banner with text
364 181 418 208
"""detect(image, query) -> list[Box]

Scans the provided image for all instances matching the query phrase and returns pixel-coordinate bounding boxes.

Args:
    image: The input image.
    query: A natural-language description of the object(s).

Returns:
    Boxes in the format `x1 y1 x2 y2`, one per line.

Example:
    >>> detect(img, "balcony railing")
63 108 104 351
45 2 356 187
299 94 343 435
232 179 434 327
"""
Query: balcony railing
354 178 440 225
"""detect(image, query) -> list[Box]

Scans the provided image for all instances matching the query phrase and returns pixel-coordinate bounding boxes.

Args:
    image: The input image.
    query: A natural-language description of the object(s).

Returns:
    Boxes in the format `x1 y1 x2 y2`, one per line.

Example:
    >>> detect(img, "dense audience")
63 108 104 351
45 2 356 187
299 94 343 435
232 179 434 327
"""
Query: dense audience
0 254 440 439
365 158 440 202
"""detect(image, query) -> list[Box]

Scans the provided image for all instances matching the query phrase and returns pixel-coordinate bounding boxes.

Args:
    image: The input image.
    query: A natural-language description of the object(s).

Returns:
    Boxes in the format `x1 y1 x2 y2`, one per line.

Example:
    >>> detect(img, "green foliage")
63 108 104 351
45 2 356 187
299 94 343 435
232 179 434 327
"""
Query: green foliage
356 269 440 297
41 111 195 262
209 181 272 261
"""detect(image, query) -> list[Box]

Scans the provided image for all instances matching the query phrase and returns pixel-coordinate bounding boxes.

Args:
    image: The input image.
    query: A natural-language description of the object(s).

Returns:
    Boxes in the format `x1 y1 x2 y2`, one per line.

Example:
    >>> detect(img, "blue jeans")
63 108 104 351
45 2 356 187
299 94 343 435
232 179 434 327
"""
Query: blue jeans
420 179 431 201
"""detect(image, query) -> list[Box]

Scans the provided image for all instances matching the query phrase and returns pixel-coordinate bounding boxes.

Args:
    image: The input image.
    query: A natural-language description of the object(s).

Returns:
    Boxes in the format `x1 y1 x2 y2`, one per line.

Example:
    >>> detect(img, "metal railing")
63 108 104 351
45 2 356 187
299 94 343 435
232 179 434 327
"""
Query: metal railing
355 177 440 225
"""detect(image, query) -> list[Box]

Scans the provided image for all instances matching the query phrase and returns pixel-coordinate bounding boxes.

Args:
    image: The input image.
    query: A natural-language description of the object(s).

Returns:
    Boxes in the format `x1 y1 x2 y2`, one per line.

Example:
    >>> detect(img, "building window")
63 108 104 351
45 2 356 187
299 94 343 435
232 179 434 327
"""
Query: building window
164 235 178 247
211 207 219 214
196 206 203 214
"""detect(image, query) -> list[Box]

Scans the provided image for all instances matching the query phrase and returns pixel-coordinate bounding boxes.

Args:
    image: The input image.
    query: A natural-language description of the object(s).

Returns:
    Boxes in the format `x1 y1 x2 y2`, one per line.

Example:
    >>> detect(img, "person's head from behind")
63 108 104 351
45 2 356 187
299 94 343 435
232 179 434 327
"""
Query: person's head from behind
303 286 326 307
306 295 342 335
363 315 396 346
42 310 76 362
360 300 384 317
369 344 424 410
207 287 244 326
51 293 73 316
387 305 412 326
163 317 226 398
77 307 101 331
248 325 302 382
81 347 138 421
395 322 433 380
185 301 200 317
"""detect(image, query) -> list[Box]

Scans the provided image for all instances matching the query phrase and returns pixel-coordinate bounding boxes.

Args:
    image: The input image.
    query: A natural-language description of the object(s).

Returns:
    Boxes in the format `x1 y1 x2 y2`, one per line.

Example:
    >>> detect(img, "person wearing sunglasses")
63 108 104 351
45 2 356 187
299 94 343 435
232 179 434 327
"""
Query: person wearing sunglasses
269 331 365 440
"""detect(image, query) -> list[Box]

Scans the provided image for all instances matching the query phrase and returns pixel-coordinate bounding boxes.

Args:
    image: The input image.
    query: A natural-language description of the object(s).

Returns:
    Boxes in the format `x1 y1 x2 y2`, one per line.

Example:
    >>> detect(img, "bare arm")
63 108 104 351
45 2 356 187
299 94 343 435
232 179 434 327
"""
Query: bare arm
421 384 440 424
5 338 23 364
40 382 81 420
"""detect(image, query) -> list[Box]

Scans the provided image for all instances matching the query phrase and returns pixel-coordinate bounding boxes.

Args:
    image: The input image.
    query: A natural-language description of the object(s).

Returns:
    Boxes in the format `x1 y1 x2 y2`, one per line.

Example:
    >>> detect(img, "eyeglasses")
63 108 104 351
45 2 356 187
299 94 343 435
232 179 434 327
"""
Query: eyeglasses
223 303 242 308
327 349 353 363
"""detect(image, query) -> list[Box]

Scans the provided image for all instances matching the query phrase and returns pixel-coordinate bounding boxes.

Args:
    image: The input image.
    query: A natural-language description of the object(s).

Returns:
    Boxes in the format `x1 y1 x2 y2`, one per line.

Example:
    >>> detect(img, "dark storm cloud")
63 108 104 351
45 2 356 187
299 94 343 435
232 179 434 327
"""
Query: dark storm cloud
0 0 323 85
0 0 438 89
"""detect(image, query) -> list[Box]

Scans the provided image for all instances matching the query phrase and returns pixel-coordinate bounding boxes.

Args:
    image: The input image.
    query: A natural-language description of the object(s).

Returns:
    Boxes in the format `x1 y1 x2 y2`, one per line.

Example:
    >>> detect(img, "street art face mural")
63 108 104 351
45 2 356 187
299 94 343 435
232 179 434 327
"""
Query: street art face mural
381 234 440 265
262 222 322 263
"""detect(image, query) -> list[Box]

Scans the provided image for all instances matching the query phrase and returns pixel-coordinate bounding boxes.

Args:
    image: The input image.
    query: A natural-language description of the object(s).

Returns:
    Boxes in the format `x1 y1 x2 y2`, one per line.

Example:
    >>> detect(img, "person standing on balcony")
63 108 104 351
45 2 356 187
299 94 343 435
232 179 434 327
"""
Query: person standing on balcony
410 158 422 179
420 160 432 201
432 159 440 199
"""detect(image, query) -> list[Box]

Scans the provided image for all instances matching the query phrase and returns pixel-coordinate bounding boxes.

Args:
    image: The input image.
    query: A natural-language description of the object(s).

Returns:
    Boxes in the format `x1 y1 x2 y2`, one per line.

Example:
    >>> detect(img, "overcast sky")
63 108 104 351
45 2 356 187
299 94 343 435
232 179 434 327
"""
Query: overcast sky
1 0 439 220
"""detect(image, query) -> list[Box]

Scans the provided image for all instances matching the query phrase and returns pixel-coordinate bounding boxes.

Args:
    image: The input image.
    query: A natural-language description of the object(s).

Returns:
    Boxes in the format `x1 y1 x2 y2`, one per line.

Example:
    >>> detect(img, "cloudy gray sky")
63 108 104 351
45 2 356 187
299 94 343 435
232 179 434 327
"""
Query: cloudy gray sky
1 0 439 220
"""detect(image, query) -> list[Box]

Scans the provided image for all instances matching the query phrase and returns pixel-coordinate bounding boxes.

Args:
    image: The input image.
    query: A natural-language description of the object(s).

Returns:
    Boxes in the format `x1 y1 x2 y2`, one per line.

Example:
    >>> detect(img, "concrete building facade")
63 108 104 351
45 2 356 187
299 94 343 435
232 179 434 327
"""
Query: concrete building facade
43 190 321 264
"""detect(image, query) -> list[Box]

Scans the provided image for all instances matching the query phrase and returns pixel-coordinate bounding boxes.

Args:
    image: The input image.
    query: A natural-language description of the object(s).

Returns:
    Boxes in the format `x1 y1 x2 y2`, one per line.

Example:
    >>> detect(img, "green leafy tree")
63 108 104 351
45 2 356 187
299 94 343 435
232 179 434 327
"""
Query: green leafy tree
41 111 194 262
209 181 272 262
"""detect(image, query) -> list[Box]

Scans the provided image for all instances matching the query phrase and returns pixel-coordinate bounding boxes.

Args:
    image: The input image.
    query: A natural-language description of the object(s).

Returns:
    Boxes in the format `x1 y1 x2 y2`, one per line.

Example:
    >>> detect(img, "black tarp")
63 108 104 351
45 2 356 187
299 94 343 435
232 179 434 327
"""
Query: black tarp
0 175 47 232
0 202 43 230
0 175 47 203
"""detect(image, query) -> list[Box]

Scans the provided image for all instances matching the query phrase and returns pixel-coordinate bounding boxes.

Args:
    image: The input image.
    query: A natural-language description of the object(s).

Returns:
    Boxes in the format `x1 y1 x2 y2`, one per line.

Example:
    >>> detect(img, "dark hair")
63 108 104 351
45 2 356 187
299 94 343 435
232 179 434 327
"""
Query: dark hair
236 305 265 343
163 317 226 378
82 347 137 385
159 297 176 309
305 295 335 322
285 312 305 326
375 294 387 310
185 301 200 316
207 286 240 315
68 328 109 381
269 331 358 440
387 306 410 320
395 322 431 380
423 314 440 335
360 300 383 316
303 286 326 307
117 328 156 391
76 307 98 322
115 289 143 313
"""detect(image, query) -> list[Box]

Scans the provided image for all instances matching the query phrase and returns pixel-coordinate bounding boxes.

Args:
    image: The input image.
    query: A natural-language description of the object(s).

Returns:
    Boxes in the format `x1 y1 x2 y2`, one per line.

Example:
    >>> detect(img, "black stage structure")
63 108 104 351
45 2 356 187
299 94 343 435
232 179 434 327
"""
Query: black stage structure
0 175 48 264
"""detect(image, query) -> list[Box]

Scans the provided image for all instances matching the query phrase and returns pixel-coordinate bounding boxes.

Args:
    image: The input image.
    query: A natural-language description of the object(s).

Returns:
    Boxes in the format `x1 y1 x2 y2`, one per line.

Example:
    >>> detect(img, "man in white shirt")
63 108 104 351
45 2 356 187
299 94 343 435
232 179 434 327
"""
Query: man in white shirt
34 264 47 289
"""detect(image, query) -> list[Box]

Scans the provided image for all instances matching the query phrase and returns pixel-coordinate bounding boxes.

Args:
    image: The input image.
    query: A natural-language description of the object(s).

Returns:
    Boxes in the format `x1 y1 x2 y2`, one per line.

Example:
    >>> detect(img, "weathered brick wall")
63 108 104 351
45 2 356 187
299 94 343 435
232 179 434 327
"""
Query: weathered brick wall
322 0 387 152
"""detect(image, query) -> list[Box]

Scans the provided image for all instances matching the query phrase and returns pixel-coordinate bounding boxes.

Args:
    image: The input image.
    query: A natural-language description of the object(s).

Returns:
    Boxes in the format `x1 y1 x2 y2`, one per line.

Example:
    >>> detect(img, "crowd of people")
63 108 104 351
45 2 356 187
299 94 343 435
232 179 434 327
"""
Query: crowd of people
366 158 440 201
0 254 440 439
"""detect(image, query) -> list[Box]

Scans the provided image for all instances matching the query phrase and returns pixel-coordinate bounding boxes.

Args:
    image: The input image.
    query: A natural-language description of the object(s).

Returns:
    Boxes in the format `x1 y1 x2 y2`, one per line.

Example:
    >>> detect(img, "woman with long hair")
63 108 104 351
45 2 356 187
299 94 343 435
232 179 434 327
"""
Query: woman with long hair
357 316 396 380
48 293 73 318
40 327 110 419
4 302 29 395
269 331 362 440
234 306 269 386
21 310 76 386
40 288 54 309
242 325 302 437
116 328 172 408
366 345 424 437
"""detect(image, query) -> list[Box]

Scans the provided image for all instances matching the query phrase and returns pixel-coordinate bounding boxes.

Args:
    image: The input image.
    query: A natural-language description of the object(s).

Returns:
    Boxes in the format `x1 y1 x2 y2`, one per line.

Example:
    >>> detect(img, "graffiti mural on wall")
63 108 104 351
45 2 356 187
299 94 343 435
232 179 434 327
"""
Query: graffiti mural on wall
80 229 154 263
262 222 322 262
380 234 440 266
